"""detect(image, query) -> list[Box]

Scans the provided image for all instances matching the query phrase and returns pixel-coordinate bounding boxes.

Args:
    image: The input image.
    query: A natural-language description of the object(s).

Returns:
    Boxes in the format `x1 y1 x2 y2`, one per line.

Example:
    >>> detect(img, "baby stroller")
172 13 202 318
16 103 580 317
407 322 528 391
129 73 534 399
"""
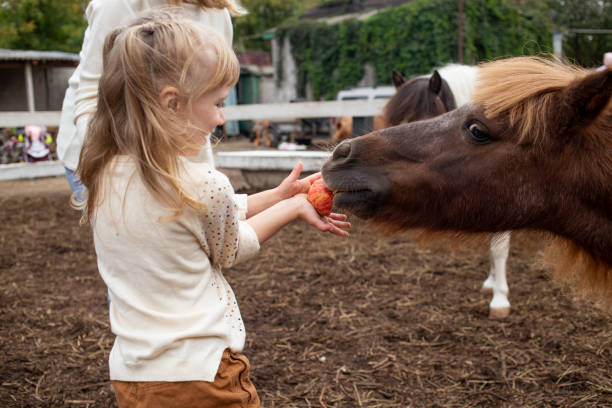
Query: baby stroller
22 125 53 163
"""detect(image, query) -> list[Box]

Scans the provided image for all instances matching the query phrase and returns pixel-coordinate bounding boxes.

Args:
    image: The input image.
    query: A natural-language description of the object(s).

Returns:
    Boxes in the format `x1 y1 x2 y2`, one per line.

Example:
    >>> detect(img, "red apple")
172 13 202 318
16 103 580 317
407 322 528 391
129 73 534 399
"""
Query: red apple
307 179 334 216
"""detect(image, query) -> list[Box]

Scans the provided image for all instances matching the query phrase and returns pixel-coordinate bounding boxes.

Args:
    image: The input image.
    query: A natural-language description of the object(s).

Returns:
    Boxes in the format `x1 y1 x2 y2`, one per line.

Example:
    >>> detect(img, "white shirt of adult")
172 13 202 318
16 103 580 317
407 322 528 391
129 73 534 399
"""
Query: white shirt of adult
57 0 233 172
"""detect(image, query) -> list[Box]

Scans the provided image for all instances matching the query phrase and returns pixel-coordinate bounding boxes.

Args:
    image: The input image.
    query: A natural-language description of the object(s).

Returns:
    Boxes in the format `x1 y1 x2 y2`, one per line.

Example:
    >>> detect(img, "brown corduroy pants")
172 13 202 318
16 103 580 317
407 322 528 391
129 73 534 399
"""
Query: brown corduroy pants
112 350 260 408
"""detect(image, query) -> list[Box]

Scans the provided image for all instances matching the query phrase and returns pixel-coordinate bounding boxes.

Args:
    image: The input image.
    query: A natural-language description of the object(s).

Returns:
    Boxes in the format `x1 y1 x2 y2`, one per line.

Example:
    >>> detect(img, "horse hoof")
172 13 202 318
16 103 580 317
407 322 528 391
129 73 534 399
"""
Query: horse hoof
489 307 510 319
481 286 493 296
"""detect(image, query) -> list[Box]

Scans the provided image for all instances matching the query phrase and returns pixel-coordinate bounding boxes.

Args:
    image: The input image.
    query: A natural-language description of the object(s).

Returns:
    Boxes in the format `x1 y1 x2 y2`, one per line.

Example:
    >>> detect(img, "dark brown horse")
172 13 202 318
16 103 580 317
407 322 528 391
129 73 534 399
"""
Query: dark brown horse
322 56 612 309
383 64 513 319
382 64 478 127
383 69 454 126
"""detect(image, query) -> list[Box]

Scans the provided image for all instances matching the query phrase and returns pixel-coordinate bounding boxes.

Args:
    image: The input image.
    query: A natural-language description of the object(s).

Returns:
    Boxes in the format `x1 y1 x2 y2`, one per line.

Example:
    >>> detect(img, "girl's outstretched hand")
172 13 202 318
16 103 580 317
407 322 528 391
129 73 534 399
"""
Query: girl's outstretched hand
294 194 351 237
276 162 321 200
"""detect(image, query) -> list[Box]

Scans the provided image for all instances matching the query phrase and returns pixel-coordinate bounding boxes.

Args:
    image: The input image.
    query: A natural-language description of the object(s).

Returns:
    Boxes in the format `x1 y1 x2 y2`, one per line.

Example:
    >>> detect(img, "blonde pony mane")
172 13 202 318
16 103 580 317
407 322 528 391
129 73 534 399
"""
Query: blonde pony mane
472 56 591 145
544 238 612 311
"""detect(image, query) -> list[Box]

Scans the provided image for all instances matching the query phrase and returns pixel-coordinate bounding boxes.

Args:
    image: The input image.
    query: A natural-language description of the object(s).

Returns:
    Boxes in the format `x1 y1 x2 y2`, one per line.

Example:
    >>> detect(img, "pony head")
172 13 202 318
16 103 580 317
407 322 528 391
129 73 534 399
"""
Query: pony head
323 56 612 307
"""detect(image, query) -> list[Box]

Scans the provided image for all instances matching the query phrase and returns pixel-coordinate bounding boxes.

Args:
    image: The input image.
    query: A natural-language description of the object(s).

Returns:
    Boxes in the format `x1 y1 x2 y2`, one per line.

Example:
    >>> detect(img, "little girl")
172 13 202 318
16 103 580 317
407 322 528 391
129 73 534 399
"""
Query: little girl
75 11 350 408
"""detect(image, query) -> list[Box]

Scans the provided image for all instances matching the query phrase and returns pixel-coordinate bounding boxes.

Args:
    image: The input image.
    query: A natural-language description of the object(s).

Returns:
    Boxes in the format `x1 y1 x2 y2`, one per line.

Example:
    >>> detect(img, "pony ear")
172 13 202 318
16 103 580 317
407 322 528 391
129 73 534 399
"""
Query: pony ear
392 70 407 88
429 70 442 94
559 68 612 131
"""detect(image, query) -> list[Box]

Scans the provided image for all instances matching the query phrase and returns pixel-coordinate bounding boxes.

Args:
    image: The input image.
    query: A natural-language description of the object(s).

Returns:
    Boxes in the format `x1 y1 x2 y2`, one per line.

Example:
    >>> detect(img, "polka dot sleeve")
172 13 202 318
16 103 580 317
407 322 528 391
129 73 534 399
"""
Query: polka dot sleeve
196 169 242 269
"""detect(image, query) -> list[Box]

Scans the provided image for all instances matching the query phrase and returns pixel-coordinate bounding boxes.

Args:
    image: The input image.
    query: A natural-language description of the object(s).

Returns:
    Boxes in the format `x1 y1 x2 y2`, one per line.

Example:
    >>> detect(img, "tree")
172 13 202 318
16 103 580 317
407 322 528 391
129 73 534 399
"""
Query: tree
0 0 87 53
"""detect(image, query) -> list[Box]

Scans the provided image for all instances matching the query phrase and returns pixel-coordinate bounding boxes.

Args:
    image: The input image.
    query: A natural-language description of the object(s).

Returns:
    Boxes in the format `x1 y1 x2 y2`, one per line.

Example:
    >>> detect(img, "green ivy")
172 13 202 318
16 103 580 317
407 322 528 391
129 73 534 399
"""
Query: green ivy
277 0 553 100
464 0 552 61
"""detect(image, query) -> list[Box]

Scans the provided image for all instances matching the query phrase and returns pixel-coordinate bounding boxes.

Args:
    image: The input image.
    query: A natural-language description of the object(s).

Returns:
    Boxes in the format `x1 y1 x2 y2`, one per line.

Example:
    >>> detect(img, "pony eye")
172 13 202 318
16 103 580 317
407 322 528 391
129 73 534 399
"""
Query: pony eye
464 120 491 144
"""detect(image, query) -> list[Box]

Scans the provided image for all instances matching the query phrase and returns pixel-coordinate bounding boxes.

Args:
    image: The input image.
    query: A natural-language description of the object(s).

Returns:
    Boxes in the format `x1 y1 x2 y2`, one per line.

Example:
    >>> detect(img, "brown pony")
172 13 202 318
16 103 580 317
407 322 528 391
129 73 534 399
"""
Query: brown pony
332 115 387 143
322 56 612 310
332 116 355 143
382 64 479 127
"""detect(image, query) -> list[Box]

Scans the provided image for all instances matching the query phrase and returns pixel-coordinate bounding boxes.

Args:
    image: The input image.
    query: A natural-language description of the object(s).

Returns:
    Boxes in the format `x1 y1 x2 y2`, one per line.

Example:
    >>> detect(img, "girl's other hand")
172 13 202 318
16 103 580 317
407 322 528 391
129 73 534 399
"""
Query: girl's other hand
276 162 322 200
293 194 351 237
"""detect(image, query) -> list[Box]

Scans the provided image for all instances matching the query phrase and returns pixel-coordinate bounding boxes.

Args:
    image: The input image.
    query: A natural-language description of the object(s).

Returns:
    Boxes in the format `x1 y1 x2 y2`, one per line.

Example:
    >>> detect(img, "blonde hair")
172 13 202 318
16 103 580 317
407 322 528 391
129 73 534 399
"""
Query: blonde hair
76 10 240 223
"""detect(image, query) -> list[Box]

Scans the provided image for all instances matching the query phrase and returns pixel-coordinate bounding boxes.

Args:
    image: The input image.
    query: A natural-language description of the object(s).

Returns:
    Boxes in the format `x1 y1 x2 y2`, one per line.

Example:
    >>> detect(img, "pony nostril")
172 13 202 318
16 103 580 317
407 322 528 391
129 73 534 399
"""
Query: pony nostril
333 141 351 160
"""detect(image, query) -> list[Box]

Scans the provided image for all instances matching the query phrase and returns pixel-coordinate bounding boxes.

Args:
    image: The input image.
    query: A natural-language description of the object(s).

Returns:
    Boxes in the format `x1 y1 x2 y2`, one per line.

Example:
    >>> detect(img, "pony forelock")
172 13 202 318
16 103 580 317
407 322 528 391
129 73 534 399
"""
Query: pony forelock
472 56 590 145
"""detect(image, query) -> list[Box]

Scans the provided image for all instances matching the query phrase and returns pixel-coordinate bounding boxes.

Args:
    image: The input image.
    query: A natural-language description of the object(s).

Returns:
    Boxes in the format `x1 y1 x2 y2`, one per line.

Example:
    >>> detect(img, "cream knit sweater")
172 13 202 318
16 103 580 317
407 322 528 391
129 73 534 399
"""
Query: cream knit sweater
93 156 260 381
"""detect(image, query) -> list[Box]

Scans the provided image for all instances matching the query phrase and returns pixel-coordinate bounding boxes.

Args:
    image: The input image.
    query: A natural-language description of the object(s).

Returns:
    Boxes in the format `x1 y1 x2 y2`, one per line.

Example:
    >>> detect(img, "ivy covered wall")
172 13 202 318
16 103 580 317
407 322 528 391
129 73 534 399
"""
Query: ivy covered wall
275 0 552 100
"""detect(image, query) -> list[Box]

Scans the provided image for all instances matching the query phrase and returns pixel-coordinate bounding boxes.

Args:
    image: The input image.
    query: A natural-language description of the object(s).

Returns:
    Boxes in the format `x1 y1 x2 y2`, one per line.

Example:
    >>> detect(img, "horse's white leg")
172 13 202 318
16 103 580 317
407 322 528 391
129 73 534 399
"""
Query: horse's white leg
481 266 495 295
485 231 511 319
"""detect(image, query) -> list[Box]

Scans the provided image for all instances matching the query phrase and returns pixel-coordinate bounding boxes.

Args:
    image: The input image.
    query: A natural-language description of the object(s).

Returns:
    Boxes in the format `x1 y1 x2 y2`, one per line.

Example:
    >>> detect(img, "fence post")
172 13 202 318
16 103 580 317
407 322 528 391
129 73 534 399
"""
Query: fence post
24 63 35 113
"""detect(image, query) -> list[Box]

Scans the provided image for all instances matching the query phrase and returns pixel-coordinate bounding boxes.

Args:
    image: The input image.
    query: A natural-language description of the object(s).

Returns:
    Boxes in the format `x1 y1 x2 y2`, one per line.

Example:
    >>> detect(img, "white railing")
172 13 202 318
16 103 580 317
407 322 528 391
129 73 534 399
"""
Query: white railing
223 99 387 121
1 100 385 182
0 99 387 127
0 111 63 128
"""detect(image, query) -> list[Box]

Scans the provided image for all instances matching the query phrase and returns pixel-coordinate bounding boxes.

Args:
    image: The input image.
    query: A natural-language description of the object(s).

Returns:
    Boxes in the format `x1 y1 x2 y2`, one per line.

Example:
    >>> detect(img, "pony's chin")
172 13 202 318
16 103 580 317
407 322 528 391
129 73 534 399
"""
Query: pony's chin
333 190 381 219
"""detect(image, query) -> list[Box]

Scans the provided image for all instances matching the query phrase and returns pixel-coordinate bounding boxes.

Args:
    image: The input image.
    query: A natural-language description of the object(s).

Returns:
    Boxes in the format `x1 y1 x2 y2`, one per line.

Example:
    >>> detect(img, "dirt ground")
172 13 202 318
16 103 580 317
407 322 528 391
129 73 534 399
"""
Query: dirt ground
1 139 611 407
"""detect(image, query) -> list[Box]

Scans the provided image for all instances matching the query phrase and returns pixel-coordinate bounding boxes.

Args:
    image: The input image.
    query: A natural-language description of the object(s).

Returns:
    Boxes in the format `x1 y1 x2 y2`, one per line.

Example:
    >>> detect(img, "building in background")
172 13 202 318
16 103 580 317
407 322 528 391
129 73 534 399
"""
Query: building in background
270 0 411 102
0 49 78 113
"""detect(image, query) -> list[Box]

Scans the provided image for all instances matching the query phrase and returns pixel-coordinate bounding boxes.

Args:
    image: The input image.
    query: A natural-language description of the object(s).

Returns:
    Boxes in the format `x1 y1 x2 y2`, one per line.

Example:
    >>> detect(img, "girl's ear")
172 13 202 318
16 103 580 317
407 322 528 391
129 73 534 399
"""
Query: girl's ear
159 86 181 113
